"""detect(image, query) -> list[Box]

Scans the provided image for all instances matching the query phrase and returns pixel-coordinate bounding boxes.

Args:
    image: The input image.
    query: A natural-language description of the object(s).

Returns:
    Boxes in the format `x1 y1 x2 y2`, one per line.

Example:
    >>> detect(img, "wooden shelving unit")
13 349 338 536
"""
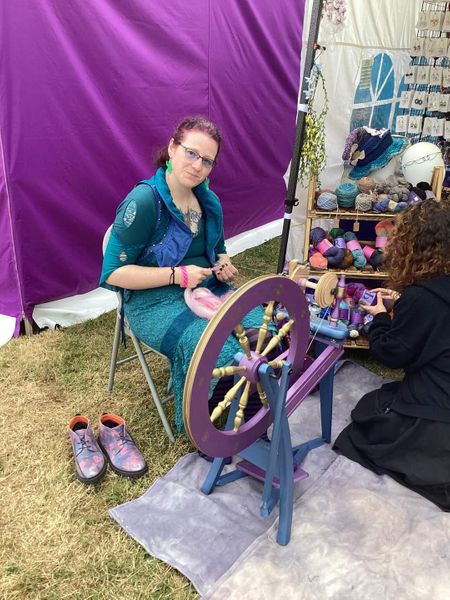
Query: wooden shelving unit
303 177 393 350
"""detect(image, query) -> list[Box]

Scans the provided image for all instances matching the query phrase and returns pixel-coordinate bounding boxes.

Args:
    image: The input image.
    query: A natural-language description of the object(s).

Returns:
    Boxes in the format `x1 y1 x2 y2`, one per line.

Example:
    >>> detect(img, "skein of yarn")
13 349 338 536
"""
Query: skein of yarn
373 198 407 213
309 249 328 270
375 219 395 251
363 245 384 269
346 282 366 304
343 231 367 269
328 228 354 268
310 227 345 267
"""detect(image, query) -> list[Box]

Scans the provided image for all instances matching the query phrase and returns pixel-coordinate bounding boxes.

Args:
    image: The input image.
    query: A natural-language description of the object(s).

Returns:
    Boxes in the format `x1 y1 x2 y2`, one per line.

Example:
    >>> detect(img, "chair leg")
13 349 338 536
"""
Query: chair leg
130 330 176 443
108 314 122 392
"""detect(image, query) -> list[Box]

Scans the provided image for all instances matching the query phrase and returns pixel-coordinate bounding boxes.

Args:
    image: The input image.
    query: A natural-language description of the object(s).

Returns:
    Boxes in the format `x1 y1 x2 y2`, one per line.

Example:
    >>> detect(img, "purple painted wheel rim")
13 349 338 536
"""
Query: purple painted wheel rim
183 275 309 457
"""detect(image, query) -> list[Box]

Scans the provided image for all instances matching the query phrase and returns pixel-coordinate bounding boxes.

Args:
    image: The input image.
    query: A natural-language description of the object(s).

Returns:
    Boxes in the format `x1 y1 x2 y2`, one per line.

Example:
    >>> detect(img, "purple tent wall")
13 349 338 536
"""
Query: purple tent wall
0 0 304 325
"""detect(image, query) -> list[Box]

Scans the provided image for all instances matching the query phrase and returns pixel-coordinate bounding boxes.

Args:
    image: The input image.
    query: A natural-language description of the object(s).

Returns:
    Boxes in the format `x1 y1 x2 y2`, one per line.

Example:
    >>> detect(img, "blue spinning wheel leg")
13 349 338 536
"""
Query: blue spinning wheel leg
277 413 294 546
260 363 291 515
315 342 335 444
259 362 294 545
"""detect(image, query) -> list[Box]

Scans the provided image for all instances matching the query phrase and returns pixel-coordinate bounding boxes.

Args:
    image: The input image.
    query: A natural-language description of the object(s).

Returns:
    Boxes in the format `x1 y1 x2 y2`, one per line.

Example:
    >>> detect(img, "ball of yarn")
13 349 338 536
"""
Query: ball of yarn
335 183 358 209
355 193 372 212
343 231 367 269
357 177 376 194
316 192 338 211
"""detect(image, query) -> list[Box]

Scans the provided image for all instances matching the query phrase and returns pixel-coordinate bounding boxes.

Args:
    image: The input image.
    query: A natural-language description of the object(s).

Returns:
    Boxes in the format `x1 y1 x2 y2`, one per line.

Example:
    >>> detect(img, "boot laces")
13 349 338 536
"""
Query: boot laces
76 432 96 455
118 430 134 451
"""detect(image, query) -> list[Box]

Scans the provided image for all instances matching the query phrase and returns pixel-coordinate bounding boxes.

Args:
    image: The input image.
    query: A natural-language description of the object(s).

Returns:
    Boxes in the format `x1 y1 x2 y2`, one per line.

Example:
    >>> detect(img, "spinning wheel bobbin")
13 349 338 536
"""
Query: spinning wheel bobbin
289 261 338 308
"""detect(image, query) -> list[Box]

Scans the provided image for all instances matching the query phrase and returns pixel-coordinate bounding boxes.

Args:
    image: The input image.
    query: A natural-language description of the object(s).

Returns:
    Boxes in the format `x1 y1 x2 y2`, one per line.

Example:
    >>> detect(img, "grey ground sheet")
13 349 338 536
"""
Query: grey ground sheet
110 362 450 598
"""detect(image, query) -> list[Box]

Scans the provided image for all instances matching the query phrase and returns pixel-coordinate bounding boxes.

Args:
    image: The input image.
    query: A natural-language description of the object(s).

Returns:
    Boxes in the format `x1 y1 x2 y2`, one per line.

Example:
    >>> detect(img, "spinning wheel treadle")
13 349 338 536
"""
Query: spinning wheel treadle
183 275 310 458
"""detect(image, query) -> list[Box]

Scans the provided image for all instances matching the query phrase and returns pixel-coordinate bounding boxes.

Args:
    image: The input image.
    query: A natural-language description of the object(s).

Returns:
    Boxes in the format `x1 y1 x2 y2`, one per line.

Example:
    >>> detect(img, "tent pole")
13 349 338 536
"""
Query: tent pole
22 316 34 336
277 0 325 274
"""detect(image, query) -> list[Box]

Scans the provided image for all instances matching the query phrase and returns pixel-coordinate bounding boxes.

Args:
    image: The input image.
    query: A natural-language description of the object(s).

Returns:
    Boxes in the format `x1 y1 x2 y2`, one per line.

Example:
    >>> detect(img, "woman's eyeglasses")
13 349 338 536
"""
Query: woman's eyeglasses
180 144 216 169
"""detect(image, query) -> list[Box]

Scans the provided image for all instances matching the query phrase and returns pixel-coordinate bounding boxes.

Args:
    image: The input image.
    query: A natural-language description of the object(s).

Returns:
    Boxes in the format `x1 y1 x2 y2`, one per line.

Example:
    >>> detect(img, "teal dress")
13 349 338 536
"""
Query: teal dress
101 169 263 431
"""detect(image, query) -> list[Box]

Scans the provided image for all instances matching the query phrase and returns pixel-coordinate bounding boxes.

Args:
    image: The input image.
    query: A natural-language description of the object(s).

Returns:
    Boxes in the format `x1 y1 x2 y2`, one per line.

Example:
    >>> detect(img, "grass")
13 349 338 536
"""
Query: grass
0 237 401 599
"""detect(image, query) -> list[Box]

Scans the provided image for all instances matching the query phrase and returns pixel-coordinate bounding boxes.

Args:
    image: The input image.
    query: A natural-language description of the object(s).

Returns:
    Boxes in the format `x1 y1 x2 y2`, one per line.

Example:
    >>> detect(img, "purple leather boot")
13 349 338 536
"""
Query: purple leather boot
68 415 107 484
98 414 148 478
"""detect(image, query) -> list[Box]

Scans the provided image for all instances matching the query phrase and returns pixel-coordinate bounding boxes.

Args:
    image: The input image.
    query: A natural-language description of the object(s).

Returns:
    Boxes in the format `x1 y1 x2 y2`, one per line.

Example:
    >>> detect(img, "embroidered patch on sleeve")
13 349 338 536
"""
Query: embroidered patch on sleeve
123 200 137 227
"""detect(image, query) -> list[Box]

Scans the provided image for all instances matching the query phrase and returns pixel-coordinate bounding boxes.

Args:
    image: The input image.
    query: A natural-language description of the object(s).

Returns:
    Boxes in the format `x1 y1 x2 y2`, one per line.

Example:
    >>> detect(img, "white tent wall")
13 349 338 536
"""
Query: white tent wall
286 0 423 262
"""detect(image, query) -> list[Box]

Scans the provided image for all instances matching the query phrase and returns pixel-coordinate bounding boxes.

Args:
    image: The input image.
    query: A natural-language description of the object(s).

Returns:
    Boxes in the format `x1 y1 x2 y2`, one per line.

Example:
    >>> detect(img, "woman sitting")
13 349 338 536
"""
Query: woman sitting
100 116 264 432
334 198 450 510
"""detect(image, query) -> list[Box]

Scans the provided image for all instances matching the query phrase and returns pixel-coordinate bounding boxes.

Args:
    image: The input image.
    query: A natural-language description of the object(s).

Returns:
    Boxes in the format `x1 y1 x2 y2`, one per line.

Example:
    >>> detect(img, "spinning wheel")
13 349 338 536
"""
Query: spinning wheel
183 275 310 458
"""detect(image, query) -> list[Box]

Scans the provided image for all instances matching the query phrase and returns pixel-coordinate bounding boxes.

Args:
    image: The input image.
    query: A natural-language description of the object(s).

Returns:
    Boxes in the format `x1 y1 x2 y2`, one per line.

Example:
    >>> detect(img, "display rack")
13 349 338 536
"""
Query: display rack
302 177 395 349
395 1 450 156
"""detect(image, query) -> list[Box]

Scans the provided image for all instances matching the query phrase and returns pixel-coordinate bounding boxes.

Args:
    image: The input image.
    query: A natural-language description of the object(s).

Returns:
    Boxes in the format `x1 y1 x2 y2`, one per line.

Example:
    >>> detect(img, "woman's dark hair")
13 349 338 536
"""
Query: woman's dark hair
385 198 450 292
155 116 222 168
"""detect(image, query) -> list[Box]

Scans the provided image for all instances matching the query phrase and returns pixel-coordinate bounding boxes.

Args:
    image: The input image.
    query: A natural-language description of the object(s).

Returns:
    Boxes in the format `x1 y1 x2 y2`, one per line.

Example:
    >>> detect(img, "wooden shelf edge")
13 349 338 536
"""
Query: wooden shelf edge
343 338 370 349
308 210 396 220
309 269 388 278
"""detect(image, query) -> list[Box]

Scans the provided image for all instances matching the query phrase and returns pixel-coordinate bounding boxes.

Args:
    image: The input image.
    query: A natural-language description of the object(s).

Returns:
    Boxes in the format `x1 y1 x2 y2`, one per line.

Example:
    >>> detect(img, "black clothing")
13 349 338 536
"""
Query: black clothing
334 275 450 511
368 276 450 423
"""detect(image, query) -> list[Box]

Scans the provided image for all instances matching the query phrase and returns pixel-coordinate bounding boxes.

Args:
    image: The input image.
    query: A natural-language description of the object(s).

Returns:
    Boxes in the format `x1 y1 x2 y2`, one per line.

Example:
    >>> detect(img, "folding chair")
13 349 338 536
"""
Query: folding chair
103 226 175 442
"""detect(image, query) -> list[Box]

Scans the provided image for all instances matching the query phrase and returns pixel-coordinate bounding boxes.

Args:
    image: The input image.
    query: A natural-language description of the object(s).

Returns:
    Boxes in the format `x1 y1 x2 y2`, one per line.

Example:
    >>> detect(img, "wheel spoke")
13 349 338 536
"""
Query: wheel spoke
255 301 275 354
212 365 247 378
234 324 252 359
234 380 251 432
210 375 246 423
261 319 294 357
268 359 284 370
256 382 268 406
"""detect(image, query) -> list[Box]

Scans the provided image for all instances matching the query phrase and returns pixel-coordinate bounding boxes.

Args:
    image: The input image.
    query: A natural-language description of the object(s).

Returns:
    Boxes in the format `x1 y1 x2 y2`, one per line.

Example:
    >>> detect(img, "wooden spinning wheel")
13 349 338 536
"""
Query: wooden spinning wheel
183 275 310 458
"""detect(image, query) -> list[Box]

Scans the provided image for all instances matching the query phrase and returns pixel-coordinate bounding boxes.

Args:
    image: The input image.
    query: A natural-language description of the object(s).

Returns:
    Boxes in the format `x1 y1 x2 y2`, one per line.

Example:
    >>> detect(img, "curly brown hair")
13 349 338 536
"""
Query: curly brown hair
385 198 450 292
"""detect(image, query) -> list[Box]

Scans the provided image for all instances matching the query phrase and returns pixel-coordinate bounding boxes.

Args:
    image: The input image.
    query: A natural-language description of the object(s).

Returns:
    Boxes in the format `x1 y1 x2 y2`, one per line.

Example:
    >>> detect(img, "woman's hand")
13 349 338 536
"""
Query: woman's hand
213 259 239 283
371 287 400 301
361 292 388 316
180 265 213 288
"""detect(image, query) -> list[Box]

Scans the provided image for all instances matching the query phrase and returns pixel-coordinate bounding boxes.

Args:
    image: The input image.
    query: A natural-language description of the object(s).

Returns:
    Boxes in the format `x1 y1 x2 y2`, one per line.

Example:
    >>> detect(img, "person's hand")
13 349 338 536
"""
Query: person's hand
213 260 239 283
371 287 400 302
361 292 388 316
181 265 212 288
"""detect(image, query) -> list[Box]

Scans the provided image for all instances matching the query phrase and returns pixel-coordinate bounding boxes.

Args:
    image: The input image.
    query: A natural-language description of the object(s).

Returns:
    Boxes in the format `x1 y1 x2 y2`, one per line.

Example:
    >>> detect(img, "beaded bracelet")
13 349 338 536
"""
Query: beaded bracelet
179 265 189 288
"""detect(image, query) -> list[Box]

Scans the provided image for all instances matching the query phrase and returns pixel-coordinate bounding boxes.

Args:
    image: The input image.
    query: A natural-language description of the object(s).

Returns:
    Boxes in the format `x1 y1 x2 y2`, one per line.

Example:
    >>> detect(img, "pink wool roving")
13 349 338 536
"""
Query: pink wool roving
184 287 234 320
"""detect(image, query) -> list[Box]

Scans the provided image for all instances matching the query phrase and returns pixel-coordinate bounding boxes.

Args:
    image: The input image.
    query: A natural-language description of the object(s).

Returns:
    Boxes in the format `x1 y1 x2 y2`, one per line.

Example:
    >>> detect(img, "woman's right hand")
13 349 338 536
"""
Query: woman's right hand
180 265 212 288
371 288 400 301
